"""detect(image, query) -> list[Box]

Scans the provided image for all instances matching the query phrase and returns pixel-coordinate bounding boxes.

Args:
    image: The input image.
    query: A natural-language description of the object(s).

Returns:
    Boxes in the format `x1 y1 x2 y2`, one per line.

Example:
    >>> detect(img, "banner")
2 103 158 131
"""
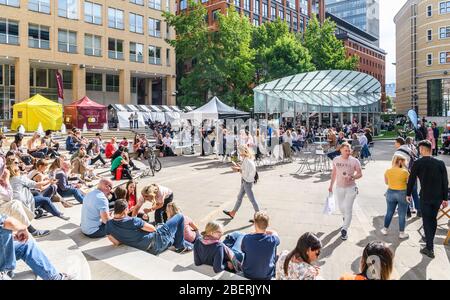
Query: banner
56 71 64 103
407 109 418 129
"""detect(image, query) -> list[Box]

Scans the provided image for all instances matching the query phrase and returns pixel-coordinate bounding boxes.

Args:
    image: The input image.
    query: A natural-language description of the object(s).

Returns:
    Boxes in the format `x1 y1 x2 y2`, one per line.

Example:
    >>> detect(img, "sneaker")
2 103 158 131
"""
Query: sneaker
380 228 388 236
341 229 348 240
59 214 70 221
132 167 140 171
175 245 193 254
31 229 50 238
420 247 435 259
58 273 76 280
0 271 12 280
399 232 409 239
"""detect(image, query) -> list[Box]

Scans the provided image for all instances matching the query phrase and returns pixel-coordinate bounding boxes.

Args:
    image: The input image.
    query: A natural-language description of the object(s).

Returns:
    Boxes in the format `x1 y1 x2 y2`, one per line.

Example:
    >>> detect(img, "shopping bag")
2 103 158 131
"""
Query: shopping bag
323 193 335 215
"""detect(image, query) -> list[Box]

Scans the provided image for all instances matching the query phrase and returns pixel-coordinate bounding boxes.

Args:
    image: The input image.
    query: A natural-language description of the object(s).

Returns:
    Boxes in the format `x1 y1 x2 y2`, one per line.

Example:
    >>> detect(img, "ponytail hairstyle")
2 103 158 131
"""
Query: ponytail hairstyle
284 232 322 277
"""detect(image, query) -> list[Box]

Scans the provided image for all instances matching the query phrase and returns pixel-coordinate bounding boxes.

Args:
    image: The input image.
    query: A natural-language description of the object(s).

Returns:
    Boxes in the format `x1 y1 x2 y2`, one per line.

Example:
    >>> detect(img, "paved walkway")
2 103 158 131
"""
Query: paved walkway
134 140 450 280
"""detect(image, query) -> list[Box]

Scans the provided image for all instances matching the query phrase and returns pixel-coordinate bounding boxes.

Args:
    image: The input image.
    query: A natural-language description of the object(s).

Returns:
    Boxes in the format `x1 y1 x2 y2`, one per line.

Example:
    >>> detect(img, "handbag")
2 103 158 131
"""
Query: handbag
323 193 335 215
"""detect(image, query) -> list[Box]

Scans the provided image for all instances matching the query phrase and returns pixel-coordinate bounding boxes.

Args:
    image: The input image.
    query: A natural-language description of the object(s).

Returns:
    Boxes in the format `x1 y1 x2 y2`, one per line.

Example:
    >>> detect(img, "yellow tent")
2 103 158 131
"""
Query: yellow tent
11 94 63 131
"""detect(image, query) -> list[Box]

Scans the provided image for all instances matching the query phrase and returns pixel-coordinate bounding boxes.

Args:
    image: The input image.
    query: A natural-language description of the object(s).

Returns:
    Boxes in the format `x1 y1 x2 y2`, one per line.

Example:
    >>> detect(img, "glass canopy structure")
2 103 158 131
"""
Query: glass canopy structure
253 70 381 125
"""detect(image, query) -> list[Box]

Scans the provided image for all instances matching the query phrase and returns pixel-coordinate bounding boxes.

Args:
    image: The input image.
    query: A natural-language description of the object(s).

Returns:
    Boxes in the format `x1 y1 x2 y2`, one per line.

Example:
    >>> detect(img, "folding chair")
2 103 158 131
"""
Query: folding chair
437 208 450 221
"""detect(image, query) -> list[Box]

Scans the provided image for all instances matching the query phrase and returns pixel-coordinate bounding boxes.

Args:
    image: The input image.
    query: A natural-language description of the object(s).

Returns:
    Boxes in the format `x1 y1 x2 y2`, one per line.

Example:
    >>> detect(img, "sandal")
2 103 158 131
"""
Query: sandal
222 210 234 219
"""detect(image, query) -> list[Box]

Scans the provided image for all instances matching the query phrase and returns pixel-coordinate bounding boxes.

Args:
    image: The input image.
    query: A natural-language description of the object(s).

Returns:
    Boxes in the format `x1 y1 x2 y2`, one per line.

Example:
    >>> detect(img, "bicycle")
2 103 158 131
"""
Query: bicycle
140 146 162 177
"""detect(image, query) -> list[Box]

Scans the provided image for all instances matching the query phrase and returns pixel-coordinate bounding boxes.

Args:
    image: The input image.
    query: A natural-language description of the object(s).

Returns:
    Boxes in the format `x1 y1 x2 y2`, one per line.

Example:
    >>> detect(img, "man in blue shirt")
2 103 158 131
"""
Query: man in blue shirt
106 199 192 255
81 178 113 238
0 214 73 280
241 211 280 280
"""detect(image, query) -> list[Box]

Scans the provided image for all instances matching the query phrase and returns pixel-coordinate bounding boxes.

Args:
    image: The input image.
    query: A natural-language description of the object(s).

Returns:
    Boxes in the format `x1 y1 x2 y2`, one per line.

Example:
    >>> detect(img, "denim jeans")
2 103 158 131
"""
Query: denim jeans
0 227 60 279
224 231 245 263
34 195 62 217
83 223 107 238
148 213 185 255
90 154 106 166
233 179 260 213
384 189 408 232
61 188 84 204
410 183 420 213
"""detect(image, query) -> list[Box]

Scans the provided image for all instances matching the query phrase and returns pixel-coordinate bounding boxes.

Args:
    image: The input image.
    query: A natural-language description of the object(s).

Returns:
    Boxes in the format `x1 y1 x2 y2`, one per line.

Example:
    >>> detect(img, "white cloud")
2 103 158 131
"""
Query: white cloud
379 0 408 84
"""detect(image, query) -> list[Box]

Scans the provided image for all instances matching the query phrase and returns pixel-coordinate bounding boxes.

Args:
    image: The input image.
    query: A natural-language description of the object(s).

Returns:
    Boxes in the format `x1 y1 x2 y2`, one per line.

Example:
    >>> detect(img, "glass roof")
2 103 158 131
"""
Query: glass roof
254 70 381 107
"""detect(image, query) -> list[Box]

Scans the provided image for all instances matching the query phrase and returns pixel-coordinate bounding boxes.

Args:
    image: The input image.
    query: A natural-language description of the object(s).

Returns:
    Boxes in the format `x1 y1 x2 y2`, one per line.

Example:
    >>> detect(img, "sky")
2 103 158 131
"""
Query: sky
379 0 408 84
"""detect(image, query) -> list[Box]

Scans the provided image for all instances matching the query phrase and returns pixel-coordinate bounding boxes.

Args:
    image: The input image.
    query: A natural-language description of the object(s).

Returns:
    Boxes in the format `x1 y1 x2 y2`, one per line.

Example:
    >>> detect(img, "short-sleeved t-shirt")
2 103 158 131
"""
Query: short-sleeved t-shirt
385 167 409 190
81 189 109 235
332 156 362 188
106 217 154 251
241 233 280 280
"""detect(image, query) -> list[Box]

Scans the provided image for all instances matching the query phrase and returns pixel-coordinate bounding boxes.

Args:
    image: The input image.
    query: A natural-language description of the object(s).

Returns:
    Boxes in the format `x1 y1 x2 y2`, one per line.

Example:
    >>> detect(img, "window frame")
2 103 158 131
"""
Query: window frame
28 0 51 14
108 38 124 60
129 13 144 34
439 51 450 64
84 33 102 57
0 18 19 45
28 23 50 49
148 18 161 37
58 0 79 20
58 29 77 53
84 1 102 25
108 7 124 30
129 42 144 63
148 45 161 65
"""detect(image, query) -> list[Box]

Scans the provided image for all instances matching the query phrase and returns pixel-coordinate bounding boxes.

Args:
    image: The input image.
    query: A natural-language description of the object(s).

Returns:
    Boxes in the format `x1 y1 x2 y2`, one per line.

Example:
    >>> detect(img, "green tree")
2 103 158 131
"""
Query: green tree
163 0 212 106
303 15 359 71
264 35 315 81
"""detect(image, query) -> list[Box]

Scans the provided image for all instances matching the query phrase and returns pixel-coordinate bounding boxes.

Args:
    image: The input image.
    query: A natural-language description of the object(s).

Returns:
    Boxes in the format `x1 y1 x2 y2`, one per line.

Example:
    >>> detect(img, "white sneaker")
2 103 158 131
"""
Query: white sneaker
399 232 409 239
0 271 12 280
381 228 388 236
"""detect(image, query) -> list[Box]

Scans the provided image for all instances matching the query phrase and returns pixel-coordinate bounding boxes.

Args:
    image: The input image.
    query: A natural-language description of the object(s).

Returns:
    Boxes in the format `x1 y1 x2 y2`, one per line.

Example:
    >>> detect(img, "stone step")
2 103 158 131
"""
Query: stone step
13 229 91 280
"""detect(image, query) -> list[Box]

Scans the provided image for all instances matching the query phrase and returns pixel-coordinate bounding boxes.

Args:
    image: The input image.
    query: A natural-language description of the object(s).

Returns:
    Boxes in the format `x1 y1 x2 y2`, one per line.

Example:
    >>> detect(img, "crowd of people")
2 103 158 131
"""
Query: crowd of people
1 117 449 281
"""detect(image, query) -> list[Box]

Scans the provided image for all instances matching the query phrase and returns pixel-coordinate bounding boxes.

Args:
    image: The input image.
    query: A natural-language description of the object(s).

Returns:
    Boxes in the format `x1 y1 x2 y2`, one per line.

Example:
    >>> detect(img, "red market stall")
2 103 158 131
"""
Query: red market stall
64 96 107 129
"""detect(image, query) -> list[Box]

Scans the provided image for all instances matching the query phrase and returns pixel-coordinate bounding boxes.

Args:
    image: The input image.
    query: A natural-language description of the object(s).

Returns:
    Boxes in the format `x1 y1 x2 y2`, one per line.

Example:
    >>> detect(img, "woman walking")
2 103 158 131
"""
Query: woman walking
381 154 410 239
223 145 260 223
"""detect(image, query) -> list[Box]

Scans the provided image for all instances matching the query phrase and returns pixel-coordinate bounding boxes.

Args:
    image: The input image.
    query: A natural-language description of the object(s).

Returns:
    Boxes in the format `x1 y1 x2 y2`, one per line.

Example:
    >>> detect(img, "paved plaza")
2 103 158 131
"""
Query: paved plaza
26 139 450 280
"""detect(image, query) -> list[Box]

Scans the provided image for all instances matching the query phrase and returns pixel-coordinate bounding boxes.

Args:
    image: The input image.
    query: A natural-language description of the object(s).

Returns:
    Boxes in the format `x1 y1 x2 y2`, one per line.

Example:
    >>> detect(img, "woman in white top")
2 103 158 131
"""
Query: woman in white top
223 145 260 223
276 232 322 280
132 184 174 224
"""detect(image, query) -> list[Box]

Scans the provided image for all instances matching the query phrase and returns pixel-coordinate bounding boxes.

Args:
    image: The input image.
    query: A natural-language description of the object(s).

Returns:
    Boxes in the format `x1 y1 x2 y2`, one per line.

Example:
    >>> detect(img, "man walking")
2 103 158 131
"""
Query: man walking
407 140 448 259
329 143 363 240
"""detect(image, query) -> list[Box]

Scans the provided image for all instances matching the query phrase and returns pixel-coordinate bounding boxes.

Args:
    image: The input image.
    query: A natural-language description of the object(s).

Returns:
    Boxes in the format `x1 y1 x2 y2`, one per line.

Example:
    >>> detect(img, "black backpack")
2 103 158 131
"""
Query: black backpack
397 148 416 171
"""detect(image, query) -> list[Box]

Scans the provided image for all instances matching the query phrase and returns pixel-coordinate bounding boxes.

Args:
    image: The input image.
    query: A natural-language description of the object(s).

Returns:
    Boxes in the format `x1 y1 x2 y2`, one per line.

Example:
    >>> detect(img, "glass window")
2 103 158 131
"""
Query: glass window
0 19 19 45
166 48 170 66
148 18 161 37
234 0 240 7
86 72 102 91
58 29 77 53
85 34 101 56
254 0 259 14
35 68 47 87
262 3 268 17
427 5 432 16
129 42 144 63
0 0 19 7
0 65 3 86
58 0 79 19
148 45 161 65
180 0 187 10
130 0 144 5
106 74 119 92
108 38 124 60
244 0 250 11
108 7 124 29
427 53 432 66
440 1 450 14
440 26 450 39
271 6 276 20
29 24 50 49
279 8 284 19
62 70 72 89
29 0 51 14
427 29 432 41
212 9 220 21
130 13 144 34
440 51 450 64
166 0 170 12
85 1 102 25
149 0 161 10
